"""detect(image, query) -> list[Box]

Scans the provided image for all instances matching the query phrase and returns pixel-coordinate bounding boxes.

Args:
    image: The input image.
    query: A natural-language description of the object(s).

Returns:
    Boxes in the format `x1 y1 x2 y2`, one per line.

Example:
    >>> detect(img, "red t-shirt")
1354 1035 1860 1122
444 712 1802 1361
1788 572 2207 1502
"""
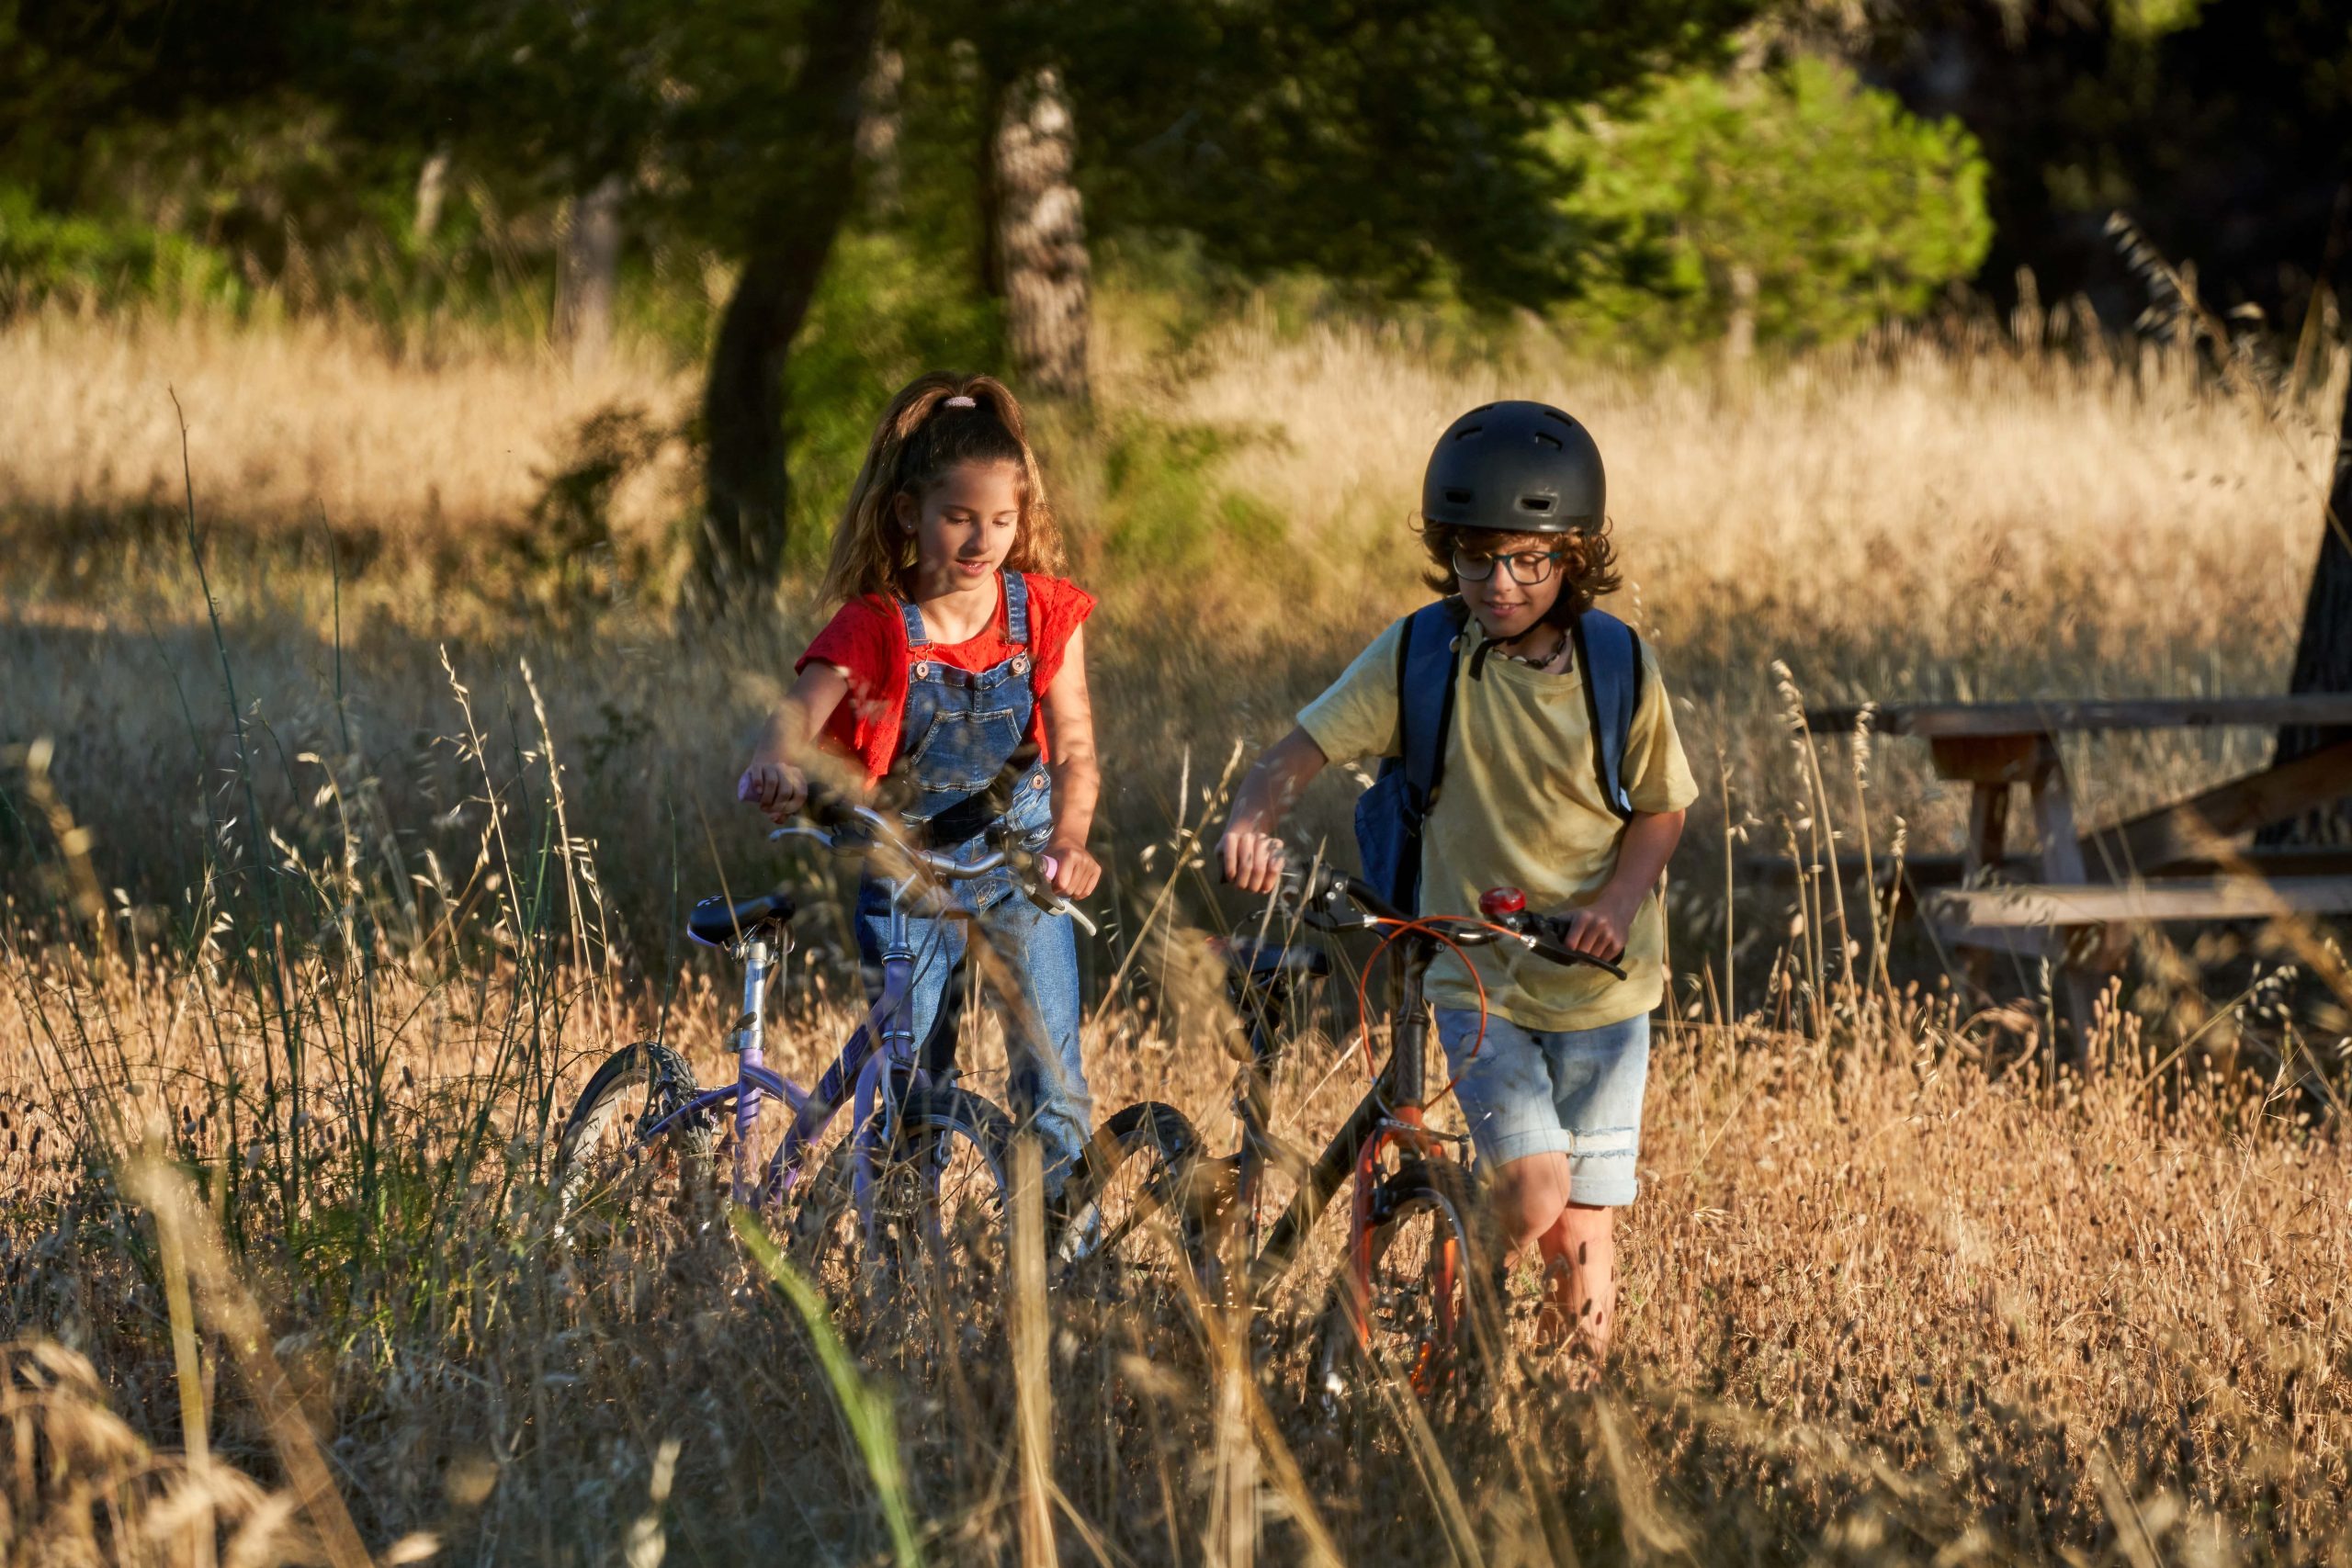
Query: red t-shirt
796 573 1096 783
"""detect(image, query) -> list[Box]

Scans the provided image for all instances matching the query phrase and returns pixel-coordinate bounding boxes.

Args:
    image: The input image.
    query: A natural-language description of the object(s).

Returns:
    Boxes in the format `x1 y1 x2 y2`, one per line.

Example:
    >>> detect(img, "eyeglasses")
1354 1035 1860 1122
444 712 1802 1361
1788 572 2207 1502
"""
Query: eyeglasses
1451 547 1565 585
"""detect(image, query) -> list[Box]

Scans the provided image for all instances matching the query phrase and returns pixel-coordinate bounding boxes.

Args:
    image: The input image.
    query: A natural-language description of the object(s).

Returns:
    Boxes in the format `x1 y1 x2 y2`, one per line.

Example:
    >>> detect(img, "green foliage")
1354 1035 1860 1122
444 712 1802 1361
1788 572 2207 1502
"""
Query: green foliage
1084 417 1284 575
1549 56 1992 352
780 231 1003 570
1069 0 1755 308
0 183 238 309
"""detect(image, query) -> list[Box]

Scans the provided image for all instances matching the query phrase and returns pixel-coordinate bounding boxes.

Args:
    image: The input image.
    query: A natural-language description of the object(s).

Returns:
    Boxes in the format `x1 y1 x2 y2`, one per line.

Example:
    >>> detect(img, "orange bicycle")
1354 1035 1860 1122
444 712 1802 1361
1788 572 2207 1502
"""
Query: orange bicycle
1059 863 1623 1403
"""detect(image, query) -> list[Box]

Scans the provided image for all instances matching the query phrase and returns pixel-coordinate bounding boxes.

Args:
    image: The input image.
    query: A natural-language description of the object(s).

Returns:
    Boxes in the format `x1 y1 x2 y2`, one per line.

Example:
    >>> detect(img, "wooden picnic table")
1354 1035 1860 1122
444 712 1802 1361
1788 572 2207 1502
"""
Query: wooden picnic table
1796 695 2352 1039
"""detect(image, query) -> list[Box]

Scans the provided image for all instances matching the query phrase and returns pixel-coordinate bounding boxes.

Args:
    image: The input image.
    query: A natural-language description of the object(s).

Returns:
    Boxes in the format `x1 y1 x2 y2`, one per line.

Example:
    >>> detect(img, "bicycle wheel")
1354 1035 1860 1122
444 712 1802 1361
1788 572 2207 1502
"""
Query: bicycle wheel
860 1086 1017 1305
1313 1158 1506 1414
1056 1101 1211 1295
552 1042 717 1229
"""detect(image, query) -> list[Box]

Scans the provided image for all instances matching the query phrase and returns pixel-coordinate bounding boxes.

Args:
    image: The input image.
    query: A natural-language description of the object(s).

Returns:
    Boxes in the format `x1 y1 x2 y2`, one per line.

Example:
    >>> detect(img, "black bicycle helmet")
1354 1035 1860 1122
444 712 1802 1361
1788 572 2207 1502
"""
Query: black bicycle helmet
1419 400 1605 534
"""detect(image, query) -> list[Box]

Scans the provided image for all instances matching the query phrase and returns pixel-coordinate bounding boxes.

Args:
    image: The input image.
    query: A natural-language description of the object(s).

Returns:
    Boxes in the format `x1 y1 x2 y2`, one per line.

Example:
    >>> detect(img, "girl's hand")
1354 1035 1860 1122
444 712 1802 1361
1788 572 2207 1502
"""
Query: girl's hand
1218 826 1286 896
738 761 808 824
1555 895 1634 964
1040 840 1101 899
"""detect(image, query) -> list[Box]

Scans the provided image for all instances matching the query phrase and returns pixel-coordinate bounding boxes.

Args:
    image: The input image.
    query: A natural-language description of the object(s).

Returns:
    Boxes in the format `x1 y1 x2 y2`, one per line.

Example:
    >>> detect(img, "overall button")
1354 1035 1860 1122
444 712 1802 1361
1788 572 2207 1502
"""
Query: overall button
1011 652 1031 675
912 660 931 679
1031 772 1048 790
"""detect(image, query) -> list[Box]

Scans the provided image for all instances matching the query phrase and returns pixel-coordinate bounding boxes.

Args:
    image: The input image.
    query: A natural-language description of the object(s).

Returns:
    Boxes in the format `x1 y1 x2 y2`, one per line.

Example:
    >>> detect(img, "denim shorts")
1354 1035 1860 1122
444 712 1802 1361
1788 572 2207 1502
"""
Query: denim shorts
1432 1010 1650 1207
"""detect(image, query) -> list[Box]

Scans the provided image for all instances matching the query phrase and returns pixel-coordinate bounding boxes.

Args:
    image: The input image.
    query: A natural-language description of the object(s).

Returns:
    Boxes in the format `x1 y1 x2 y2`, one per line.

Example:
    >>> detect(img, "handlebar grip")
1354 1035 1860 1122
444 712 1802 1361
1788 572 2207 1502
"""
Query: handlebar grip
799 780 860 829
1527 932 1628 982
1516 910 1629 981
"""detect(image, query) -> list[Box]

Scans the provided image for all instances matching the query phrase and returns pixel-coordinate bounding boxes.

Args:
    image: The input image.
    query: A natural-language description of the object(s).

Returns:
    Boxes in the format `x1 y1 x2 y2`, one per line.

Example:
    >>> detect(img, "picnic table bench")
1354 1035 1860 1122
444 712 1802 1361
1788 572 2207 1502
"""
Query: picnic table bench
1785 695 2352 1032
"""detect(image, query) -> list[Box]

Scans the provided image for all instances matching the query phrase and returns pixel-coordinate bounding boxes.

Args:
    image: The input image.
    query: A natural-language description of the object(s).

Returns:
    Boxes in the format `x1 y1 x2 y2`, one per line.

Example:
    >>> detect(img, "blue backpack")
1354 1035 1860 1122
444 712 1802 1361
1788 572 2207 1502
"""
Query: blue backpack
1353 599 1645 915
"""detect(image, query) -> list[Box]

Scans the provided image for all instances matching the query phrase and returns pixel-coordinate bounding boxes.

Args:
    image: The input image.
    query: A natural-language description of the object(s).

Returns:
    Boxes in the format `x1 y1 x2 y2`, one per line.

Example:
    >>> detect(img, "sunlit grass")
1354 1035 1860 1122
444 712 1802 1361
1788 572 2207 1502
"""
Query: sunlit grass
0 298 2347 1562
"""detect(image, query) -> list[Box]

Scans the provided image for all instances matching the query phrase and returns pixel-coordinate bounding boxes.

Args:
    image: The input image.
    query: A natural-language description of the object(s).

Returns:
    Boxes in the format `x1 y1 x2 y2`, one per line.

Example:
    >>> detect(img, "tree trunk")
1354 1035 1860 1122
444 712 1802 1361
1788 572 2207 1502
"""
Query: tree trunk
554 172 626 377
857 46 905 220
1723 262 1758 366
413 148 451 242
992 66 1091 403
2259 367 2352 845
692 0 884 613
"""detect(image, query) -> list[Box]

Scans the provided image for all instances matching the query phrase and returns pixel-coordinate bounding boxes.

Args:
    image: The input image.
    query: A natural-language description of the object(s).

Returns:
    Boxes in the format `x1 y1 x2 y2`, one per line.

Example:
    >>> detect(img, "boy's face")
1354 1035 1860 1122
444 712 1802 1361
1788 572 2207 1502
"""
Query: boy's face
1454 530 1566 641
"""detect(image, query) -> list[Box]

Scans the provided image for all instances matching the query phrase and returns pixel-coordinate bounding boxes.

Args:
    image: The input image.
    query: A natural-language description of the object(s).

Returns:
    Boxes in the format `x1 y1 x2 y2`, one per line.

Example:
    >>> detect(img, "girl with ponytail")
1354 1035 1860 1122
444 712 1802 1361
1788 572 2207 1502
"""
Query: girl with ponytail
739 372 1101 1192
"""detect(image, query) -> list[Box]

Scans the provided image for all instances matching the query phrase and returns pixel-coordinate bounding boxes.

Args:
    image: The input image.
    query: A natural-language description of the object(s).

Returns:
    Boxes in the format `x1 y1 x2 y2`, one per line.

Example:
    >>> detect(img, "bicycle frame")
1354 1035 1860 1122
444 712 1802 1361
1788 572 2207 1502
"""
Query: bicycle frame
1227 932 1468 1302
639 888 950 1239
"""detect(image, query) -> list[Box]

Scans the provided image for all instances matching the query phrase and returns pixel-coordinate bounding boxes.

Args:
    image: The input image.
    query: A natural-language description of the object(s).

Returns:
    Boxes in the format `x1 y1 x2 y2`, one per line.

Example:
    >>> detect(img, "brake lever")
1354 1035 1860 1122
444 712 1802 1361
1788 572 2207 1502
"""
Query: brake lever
1275 865 1375 931
1523 931 1627 982
1023 853 1100 938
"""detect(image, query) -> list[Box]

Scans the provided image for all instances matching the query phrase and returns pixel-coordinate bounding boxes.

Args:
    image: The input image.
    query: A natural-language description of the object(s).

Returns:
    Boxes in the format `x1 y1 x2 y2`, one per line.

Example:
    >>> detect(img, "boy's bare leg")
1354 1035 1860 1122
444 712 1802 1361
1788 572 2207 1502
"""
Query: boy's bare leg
1536 1203 1617 1364
1489 1151 1572 1250
1492 1154 1618 1360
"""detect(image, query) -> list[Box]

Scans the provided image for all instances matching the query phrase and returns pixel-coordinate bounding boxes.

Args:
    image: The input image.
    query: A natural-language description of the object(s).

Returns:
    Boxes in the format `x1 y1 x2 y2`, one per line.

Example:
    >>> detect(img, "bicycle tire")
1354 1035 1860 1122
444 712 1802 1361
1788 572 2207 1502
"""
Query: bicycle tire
792 1085 1017 1302
1056 1100 1211 1292
1312 1157 1507 1415
552 1042 718 1224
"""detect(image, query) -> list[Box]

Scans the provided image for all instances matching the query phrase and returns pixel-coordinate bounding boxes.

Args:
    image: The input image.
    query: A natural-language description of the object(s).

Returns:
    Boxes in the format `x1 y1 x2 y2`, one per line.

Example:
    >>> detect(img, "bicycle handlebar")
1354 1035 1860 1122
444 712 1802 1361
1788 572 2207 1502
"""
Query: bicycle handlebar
768 786 1099 937
1272 863 1627 981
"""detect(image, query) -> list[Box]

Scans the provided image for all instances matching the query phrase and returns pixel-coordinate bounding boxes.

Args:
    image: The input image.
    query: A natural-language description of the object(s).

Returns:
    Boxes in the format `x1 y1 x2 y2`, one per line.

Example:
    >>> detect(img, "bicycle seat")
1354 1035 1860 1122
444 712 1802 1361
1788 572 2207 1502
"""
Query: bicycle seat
1218 934 1329 983
687 890 796 948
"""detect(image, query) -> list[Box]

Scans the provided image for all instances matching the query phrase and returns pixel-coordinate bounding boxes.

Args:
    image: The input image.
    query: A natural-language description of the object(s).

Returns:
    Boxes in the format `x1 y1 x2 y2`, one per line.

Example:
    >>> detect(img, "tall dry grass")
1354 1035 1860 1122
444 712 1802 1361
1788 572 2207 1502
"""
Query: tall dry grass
2 300 2350 1562
0 307 696 575
4 903 2347 1563
0 299 2337 943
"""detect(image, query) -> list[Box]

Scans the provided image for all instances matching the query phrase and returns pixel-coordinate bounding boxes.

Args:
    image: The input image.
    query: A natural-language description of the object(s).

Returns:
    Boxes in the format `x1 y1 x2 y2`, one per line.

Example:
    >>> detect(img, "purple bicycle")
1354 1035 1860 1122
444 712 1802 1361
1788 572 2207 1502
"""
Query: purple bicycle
551 792 1102 1295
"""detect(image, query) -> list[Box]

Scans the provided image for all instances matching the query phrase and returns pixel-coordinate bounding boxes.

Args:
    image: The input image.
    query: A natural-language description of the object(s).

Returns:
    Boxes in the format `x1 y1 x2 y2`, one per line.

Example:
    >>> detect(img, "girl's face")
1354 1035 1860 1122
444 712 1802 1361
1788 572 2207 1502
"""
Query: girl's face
898 459 1024 590
1456 530 1566 641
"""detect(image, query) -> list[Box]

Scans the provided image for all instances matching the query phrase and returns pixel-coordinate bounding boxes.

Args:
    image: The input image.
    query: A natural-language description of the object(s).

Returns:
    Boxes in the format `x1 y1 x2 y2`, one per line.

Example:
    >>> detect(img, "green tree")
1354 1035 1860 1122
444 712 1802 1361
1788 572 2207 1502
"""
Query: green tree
1069 0 1755 308
1548 54 1992 353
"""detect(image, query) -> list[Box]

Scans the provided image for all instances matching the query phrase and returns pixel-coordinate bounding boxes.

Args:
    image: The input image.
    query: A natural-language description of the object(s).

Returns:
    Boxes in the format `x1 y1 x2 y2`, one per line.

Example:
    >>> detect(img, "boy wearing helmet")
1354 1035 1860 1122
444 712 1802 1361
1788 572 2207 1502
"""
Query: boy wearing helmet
1219 402 1694 1371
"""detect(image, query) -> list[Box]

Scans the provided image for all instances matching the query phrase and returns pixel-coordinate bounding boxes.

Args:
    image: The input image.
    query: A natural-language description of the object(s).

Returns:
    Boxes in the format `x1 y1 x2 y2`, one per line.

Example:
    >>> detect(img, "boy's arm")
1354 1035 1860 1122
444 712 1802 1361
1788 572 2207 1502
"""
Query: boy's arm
1218 727 1330 894
1559 807 1685 962
1039 625 1102 897
739 664 852 822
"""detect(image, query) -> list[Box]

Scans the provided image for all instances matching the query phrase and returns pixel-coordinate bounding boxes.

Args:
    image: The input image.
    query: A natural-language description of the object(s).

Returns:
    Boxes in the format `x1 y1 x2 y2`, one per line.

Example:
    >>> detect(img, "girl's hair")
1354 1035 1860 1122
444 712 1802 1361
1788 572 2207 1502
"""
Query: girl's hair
1413 518 1623 623
820 372 1066 604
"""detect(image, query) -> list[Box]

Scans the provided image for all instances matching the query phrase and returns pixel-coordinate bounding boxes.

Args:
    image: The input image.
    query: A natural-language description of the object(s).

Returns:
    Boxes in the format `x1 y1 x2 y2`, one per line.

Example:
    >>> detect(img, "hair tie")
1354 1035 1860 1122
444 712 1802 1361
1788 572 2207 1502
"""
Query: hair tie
943 395 977 409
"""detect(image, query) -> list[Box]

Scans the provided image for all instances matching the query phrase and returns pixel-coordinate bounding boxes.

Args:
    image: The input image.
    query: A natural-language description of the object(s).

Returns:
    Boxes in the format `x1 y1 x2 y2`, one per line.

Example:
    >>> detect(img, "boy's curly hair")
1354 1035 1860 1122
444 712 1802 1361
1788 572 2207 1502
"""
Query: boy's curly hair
1413 518 1623 622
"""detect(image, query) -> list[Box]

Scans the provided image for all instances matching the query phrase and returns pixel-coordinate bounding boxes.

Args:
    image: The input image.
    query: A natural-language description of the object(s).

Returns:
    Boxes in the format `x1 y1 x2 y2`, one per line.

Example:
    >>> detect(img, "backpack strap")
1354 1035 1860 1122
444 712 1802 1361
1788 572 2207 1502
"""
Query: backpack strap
1570 608 1644 820
1396 600 1467 820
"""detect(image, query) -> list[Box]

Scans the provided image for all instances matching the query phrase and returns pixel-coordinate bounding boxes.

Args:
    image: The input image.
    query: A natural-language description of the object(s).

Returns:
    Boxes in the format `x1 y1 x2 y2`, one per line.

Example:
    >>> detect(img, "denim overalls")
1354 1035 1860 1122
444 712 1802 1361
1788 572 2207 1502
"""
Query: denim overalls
854 571 1091 1190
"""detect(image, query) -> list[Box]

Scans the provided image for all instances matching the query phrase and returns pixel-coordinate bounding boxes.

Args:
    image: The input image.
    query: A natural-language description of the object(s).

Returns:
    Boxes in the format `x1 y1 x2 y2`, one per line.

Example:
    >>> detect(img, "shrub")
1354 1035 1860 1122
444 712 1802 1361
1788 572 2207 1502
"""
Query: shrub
0 184 239 311
1549 55 1993 353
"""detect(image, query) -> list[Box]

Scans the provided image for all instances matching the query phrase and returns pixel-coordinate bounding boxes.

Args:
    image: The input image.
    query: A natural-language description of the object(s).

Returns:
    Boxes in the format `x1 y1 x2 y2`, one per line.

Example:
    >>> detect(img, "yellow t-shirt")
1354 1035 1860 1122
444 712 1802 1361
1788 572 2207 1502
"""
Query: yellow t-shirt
1296 610 1699 1032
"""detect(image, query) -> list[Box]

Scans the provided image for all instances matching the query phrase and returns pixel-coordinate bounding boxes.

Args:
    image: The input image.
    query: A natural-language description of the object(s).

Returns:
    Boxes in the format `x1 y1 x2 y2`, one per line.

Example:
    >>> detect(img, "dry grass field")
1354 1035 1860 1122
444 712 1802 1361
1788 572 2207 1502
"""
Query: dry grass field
2 299 2348 1564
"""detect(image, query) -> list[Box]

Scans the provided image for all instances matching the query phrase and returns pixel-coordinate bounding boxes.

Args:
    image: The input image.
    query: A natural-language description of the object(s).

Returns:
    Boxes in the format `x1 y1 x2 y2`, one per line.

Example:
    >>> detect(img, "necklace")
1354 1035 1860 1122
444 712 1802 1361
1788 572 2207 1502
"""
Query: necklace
1498 629 1568 670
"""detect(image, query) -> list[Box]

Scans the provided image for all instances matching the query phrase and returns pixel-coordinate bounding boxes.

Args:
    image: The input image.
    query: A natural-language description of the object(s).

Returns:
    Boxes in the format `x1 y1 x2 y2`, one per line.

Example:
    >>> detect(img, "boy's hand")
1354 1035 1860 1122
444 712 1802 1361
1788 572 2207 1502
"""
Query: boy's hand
1219 827 1287 896
1040 840 1101 899
738 761 808 824
1555 894 1636 964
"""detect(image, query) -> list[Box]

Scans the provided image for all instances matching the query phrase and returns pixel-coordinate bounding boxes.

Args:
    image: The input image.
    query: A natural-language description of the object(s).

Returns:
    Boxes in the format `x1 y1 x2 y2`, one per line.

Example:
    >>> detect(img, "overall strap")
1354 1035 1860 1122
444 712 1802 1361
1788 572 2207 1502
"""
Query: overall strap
899 597 930 649
1001 570 1032 646
1570 607 1644 820
1396 599 1470 818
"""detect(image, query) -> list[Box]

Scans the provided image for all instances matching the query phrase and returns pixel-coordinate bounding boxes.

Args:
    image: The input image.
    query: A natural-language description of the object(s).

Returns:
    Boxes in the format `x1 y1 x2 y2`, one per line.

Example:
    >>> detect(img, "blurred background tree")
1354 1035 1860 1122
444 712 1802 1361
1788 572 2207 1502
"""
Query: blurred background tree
1547 54 1991 355
3 0 2345 602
